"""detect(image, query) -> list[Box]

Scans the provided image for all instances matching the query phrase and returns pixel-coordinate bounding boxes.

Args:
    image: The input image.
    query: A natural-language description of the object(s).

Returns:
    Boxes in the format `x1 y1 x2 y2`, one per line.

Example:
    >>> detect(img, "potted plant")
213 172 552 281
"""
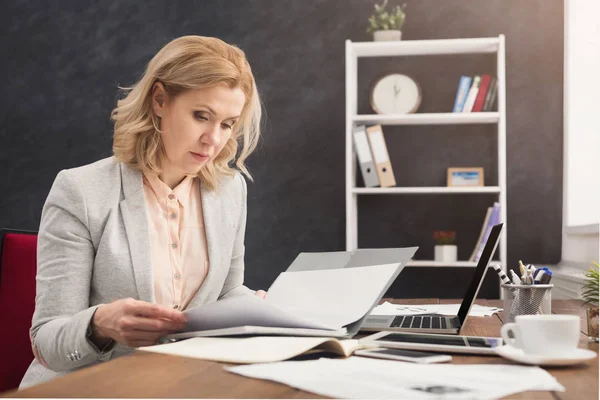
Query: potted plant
433 231 457 262
582 262 599 341
367 0 407 42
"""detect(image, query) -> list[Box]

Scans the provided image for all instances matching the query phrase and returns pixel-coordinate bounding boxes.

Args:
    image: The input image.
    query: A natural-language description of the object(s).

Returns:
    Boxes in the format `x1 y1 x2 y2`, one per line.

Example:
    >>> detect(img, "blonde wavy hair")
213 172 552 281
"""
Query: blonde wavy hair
111 35 262 190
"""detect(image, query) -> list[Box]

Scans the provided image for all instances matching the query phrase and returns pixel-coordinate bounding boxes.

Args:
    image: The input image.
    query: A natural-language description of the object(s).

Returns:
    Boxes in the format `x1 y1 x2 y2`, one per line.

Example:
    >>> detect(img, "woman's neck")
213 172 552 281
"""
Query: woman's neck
158 167 186 190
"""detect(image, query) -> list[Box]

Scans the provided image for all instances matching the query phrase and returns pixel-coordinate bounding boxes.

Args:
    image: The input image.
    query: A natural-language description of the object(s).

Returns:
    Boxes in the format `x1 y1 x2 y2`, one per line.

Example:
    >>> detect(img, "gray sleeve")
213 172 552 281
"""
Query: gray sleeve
31 170 114 372
218 173 254 299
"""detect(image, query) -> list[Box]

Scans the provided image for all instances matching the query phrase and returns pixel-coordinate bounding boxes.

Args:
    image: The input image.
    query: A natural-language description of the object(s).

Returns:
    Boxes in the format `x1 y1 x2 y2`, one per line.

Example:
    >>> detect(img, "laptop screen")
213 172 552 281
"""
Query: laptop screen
456 223 503 326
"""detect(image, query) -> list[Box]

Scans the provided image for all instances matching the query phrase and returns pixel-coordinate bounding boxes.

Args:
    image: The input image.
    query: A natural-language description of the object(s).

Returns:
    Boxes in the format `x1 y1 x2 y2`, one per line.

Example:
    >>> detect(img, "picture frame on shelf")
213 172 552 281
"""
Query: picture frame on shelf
447 167 484 187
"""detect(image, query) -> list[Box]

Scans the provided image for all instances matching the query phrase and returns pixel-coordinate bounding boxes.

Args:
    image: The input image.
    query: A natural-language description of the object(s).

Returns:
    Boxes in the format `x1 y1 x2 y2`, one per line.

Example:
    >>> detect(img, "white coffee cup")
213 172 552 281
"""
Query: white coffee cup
500 314 580 357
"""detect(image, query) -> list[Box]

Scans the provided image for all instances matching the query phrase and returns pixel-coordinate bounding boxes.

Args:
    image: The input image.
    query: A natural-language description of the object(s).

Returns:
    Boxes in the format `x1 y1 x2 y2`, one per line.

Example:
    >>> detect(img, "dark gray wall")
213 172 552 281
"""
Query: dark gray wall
1 0 563 299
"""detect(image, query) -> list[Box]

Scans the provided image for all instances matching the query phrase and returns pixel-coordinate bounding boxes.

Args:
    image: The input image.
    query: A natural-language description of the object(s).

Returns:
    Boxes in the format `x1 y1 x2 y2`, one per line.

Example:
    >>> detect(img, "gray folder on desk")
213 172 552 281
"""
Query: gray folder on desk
285 247 418 336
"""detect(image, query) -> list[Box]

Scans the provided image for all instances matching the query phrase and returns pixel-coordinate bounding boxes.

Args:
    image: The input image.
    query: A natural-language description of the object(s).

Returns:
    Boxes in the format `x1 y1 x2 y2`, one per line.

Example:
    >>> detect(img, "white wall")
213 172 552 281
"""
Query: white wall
554 0 600 299
563 0 600 229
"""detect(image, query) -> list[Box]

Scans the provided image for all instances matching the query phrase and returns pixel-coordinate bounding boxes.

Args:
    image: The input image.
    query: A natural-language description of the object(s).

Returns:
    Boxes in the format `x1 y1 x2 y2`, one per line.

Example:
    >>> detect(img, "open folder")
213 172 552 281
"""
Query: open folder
165 247 417 340
140 336 375 364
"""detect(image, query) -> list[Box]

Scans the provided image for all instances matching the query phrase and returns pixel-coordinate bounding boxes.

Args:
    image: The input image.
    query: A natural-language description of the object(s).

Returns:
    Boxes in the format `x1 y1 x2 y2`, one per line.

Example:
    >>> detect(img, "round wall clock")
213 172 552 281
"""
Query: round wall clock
370 73 422 114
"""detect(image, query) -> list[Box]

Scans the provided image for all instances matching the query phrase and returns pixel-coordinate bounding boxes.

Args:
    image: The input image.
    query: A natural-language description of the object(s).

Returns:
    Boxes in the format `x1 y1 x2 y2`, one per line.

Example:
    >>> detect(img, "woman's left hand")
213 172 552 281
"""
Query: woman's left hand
255 290 267 299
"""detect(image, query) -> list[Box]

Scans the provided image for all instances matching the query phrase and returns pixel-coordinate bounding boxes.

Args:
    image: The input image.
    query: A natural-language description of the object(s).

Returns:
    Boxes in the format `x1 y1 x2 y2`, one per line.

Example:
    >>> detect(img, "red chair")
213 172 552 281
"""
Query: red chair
0 229 37 393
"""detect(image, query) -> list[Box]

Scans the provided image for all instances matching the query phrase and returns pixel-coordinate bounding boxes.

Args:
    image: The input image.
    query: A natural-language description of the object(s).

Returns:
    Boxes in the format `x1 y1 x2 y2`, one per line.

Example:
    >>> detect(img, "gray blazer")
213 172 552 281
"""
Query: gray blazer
20 156 253 389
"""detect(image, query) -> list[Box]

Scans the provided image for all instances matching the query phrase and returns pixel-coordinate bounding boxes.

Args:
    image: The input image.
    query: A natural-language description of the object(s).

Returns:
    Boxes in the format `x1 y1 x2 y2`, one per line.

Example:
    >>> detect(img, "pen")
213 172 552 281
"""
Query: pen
509 270 522 284
522 268 534 285
539 270 552 284
518 260 526 276
492 264 511 285
534 267 549 280
531 267 538 283
534 270 547 284
533 267 544 279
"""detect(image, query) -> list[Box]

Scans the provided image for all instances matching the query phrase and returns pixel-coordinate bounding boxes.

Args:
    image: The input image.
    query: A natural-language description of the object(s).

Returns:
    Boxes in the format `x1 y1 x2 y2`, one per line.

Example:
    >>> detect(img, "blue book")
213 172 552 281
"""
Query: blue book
452 76 472 113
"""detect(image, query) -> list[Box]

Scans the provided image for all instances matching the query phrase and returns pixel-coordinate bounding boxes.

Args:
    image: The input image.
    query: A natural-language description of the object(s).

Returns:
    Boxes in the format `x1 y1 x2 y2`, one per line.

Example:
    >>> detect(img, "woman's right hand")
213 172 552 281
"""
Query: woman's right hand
91 298 188 348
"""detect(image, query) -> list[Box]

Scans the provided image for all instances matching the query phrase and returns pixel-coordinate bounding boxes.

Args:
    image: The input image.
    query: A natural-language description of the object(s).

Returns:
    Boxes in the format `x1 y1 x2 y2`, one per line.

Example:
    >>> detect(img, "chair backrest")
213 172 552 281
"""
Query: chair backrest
0 229 37 393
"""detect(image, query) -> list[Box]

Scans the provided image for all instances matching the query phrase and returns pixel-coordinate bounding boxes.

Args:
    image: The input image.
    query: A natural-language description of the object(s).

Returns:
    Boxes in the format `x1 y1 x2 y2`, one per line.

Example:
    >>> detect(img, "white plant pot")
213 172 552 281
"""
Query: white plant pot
434 245 457 262
373 30 402 42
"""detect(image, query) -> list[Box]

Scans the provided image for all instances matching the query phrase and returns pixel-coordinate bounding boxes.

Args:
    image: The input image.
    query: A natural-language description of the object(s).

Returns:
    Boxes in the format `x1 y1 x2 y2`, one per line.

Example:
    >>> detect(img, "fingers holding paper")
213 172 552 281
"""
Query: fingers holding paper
91 298 188 348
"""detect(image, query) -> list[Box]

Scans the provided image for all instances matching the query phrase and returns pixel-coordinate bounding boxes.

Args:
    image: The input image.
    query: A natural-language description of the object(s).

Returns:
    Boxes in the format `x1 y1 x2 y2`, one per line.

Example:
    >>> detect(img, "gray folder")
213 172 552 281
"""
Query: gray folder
285 247 418 336
287 247 417 272
353 125 380 187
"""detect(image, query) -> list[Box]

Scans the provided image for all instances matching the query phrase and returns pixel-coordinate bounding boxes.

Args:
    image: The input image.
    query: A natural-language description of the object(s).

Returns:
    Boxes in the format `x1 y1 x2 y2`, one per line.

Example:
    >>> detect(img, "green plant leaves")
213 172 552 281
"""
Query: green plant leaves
582 262 599 306
367 1 406 33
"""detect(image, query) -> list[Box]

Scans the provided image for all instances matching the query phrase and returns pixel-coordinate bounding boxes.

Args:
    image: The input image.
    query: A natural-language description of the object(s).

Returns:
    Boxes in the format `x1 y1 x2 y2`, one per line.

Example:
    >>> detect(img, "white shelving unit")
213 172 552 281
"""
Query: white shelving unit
345 36 507 278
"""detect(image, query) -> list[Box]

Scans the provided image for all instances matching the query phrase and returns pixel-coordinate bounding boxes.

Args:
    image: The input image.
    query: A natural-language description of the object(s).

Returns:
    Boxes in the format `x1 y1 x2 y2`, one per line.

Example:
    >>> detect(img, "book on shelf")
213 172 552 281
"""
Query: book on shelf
140 336 376 364
452 75 498 113
472 202 501 262
164 248 416 340
482 77 498 111
452 76 472 113
471 74 492 112
469 207 493 262
461 75 481 112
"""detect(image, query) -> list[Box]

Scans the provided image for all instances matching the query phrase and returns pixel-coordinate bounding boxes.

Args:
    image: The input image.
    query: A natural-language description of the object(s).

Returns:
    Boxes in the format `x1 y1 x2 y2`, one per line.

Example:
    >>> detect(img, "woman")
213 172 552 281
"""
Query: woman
20 35 266 389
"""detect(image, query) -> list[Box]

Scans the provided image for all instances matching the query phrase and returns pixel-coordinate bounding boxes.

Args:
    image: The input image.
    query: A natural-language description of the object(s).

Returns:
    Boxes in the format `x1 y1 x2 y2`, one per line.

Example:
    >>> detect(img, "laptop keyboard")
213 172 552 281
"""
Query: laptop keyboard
391 314 457 330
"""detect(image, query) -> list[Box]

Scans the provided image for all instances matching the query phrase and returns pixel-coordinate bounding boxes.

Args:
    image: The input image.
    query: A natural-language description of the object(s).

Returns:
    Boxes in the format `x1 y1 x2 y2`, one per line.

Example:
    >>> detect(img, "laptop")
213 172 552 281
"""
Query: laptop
360 223 503 335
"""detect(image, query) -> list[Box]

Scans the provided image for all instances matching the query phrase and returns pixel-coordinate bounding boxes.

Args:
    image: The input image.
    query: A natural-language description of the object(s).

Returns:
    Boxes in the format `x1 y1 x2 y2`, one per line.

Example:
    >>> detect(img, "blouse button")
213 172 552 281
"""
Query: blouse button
170 213 177 219
168 194 175 200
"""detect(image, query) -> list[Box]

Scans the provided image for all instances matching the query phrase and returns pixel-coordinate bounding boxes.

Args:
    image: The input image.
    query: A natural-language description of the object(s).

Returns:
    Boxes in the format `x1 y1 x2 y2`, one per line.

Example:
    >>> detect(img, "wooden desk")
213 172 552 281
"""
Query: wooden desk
5 299 598 399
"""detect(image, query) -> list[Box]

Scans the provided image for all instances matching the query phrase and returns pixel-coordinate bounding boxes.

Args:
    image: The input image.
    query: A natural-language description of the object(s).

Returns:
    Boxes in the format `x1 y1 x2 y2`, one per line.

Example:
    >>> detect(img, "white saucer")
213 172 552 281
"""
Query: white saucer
495 345 597 366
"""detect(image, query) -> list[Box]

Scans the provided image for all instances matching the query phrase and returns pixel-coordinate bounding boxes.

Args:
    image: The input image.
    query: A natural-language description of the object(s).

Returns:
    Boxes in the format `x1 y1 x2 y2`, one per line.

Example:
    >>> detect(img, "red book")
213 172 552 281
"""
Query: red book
472 74 491 112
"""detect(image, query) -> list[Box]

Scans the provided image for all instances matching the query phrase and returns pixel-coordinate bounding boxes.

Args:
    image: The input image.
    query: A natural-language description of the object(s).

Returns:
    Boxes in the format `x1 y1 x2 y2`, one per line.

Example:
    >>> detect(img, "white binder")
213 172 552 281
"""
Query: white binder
366 125 396 187
352 125 380 187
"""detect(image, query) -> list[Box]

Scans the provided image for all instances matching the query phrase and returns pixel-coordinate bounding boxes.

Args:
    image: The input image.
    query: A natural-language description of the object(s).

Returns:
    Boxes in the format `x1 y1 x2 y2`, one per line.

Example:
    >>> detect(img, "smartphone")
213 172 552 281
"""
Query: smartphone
354 348 452 364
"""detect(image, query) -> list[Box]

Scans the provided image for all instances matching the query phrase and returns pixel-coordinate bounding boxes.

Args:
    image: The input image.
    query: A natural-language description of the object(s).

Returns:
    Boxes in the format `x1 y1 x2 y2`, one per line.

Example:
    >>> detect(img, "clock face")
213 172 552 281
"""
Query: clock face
371 74 421 114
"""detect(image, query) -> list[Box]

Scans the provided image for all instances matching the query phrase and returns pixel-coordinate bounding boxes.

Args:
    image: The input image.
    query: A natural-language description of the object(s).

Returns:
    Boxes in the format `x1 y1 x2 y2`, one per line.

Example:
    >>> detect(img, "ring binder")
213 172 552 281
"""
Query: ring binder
353 125 380 187
366 125 396 187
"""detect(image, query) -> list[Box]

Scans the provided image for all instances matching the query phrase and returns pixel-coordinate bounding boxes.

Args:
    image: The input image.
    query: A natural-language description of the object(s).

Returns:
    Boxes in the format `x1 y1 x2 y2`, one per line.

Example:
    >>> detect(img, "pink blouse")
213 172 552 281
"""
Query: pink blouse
142 172 210 311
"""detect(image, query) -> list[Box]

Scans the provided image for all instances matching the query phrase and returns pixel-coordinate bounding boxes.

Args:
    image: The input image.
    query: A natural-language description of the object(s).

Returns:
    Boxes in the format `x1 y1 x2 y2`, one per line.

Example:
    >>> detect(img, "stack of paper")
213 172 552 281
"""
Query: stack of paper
370 302 502 317
227 357 564 399
166 262 410 340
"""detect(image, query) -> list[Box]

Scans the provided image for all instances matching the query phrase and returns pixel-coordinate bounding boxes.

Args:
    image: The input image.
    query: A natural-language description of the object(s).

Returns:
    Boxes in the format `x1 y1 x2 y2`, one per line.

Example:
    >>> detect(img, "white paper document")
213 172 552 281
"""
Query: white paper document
370 302 502 317
266 263 400 328
227 356 564 399
168 262 405 339
184 294 338 331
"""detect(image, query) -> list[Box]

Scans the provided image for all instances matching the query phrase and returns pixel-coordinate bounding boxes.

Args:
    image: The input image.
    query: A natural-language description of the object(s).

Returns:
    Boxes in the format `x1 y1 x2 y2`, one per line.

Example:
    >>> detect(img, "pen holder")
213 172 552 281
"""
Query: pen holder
502 284 553 323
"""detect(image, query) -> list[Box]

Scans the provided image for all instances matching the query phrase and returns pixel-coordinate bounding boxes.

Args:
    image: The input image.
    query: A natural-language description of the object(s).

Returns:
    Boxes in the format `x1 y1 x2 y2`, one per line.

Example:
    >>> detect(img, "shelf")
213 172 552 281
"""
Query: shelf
353 187 501 195
346 35 508 297
407 260 501 268
352 112 500 126
349 37 499 57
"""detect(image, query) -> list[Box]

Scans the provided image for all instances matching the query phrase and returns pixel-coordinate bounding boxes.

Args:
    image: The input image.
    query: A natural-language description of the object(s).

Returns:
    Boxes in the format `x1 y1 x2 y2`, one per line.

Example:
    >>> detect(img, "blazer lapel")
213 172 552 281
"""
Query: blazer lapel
119 163 155 303
187 180 222 308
